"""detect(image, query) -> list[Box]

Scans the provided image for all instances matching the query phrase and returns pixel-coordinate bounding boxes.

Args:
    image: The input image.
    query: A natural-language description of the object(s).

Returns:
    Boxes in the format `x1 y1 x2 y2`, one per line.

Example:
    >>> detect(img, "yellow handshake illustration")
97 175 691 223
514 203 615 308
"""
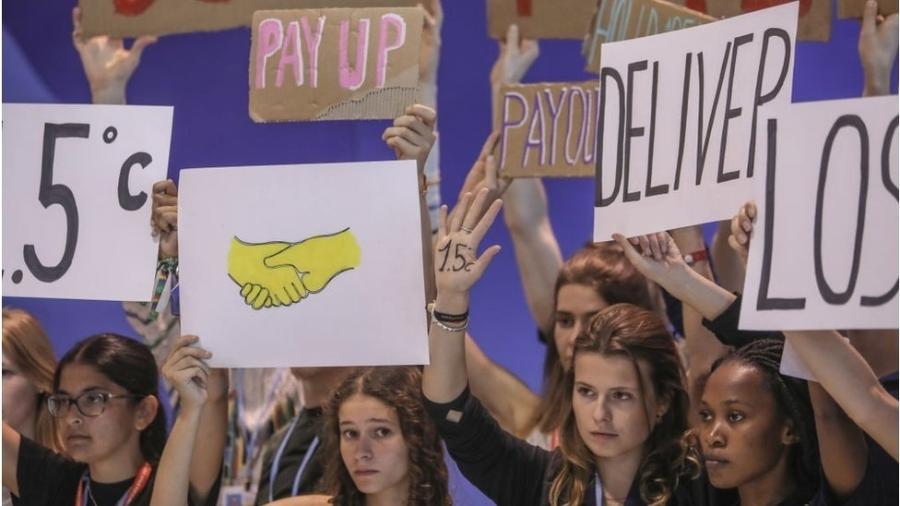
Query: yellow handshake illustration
227 228 361 310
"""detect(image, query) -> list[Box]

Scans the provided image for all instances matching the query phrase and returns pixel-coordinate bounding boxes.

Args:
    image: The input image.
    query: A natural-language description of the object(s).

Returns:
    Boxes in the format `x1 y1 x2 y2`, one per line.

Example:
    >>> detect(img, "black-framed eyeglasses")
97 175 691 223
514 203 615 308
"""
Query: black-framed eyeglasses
47 390 144 418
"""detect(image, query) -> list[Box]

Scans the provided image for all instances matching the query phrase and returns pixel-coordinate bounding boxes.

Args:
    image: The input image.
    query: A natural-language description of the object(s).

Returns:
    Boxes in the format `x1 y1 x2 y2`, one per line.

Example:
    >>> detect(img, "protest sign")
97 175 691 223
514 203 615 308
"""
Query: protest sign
2 104 172 301
79 0 419 38
671 0 830 41
494 81 599 178
838 0 897 19
486 0 598 39
593 3 797 241
178 160 429 367
740 96 899 330
249 7 422 122
583 0 716 73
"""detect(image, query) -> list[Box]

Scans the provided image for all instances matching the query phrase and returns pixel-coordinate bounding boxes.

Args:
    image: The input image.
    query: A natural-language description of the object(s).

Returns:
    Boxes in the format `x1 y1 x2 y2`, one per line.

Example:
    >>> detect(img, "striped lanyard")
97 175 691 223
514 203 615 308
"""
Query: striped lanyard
268 411 320 502
75 463 152 506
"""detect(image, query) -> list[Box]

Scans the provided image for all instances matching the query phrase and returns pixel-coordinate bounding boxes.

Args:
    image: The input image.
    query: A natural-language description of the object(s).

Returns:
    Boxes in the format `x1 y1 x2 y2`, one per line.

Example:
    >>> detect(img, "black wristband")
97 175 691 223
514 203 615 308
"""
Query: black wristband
433 309 469 323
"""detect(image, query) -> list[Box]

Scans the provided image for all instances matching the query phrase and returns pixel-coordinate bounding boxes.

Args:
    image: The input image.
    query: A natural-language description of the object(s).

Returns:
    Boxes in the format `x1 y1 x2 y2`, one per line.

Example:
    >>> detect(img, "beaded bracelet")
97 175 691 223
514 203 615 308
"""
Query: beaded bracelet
431 317 468 333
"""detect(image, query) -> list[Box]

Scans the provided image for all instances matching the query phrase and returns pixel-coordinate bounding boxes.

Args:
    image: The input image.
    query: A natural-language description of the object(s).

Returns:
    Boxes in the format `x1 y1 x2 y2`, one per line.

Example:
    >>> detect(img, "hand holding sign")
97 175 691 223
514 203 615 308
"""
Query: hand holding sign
152 180 178 258
728 201 757 262
72 7 156 104
859 0 899 97
382 104 437 173
490 24 540 89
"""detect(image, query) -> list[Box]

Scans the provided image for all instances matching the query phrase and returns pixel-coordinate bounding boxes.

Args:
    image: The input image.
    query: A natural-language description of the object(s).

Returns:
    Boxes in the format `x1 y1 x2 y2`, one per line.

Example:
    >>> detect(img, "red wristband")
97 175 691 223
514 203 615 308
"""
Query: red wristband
683 249 708 266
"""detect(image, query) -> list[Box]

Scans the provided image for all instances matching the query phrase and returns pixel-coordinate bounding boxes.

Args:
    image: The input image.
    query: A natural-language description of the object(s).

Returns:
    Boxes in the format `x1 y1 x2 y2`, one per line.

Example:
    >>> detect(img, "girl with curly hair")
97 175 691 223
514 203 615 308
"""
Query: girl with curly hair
267 367 451 506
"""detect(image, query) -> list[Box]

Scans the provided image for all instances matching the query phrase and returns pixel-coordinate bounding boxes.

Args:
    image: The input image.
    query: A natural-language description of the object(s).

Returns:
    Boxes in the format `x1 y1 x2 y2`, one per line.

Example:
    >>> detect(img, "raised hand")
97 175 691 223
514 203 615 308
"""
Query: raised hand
859 0 899 96
72 7 157 104
418 0 443 91
434 188 503 308
490 24 539 89
263 228 362 293
382 104 437 173
612 232 687 290
227 238 307 309
151 180 178 259
161 335 212 413
458 131 509 204
728 201 757 262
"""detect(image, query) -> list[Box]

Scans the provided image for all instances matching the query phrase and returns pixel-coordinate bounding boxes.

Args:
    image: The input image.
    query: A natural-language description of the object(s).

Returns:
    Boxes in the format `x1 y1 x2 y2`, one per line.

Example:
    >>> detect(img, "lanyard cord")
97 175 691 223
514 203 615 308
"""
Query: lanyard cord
76 463 152 506
268 411 320 502
595 472 603 505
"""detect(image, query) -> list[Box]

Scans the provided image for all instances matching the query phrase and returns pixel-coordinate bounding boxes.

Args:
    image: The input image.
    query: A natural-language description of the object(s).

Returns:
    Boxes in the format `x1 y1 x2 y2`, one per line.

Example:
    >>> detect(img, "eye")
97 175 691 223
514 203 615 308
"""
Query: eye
1 368 14 378
373 427 393 438
698 409 712 422
83 392 107 406
341 429 359 440
611 390 633 401
576 385 596 399
555 314 574 328
727 411 745 423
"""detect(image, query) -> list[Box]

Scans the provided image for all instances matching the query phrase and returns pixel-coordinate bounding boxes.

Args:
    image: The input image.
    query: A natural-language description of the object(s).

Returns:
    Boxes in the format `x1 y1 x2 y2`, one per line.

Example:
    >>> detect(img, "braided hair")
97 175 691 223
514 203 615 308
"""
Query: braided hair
709 339 820 503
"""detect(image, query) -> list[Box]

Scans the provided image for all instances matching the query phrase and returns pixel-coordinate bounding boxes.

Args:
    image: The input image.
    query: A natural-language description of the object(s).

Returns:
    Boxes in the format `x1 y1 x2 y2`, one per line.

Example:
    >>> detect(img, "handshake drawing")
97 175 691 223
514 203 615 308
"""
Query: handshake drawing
226 228 361 310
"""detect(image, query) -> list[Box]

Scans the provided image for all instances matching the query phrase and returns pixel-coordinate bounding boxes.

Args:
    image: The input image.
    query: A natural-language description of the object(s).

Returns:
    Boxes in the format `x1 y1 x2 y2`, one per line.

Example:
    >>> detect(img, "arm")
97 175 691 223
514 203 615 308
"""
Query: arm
786 330 898 460
710 220 746 292
72 6 156 104
3 422 21 495
848 329 899 377
188 367 227 504
859 0 898 97
668 227 730 413
464 333 540 437
151 336 214 506
808 383 868 499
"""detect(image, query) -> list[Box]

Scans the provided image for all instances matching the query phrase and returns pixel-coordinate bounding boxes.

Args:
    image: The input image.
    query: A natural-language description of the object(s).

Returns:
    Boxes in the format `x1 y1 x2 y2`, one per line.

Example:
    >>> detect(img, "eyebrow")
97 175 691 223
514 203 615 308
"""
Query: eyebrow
574 381 637 391
56 386 106 396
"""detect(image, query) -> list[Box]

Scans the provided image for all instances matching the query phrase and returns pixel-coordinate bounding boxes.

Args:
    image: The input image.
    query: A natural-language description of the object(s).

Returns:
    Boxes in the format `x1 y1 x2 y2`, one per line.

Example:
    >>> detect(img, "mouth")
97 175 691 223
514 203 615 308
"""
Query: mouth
703 454 730 467
589 431 618 440
66 434 91 444
353 469 379 477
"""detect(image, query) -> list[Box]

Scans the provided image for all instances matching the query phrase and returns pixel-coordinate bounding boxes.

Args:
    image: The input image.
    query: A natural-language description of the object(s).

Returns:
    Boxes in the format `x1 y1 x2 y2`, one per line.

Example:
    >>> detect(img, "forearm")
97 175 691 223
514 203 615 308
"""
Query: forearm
3 423 21 495
849 329 899 377
188 393 227 502
465 334 540 437
423 293 469 403
662 264 736 322
808 382 867 498
786 330 899 460
152 407 203 506
91 82 127 105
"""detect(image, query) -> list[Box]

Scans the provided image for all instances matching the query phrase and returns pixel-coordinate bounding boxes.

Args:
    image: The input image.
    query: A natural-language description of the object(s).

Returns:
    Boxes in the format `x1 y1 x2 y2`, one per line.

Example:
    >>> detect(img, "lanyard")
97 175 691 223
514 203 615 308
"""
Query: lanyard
75 463 152 506
594 472 603 505
268 411 320 502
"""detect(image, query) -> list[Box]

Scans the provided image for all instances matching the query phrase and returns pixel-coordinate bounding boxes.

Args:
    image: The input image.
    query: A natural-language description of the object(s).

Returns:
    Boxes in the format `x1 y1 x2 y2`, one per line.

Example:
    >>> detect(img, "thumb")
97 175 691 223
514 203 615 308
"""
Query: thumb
474 245 502 277
130 36 158 58
507 24 520 54
612 233 643 264
862 0 877 36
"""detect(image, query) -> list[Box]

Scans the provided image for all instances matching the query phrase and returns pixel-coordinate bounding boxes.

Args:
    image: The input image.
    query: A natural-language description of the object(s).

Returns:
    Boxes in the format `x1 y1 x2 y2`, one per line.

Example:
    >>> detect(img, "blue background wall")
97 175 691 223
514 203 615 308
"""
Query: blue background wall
2 1 896 502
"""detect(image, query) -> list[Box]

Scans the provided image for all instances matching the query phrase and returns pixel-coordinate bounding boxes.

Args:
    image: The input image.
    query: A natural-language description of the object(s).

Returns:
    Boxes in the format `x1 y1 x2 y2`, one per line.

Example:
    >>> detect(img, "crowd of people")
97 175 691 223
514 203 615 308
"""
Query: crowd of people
2 1 899 505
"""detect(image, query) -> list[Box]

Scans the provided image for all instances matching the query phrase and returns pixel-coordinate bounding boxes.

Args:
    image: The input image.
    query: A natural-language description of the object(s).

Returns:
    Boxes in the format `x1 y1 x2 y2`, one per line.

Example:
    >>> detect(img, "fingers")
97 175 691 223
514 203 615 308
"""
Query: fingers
470 198 503 246
72 7 85 49
506 24 521 53
862 0 877 36
391 113 435 140
461 188 492 233
638 235 651 257
448 192 472 233
612 233 643 265
473 244 502 277
153 179 178 196
130 35 158 58
485 155 499 191
438 204 449 238
648 233 663 261
481 130 501 158
383 125 430 151
405 104 437 127
521 38 540 62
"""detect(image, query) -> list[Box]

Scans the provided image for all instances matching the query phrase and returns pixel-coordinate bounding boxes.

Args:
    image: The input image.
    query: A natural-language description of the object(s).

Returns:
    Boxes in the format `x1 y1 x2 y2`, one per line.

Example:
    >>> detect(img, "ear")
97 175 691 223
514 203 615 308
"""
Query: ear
133 395 159 431
780 419 800 445
653 393 673 424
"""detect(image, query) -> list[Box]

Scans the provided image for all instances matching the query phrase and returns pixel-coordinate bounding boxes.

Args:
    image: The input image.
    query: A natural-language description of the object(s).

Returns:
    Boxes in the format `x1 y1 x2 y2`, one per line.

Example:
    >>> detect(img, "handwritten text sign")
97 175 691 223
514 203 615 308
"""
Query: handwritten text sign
838 0 897 19
495 82 599 178
593 4 797 241
2 104 172 301
583 0 716 73
740 96 898 330
179 160 429 367
673 0 830 41
249 8 422 122
79 0 418 38
486 0 598 39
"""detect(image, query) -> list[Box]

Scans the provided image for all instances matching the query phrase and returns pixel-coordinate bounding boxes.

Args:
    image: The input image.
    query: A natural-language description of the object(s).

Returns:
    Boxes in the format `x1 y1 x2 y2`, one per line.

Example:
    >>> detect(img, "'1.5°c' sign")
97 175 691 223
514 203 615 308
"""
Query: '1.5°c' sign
2 103 173 302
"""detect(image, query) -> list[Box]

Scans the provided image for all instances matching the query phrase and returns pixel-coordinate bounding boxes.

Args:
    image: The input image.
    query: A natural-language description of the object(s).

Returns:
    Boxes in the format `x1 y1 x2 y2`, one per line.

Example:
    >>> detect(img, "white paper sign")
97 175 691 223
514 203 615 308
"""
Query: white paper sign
2 103 173 301
740 96 899 330
178 160 429 368
593 3 797 241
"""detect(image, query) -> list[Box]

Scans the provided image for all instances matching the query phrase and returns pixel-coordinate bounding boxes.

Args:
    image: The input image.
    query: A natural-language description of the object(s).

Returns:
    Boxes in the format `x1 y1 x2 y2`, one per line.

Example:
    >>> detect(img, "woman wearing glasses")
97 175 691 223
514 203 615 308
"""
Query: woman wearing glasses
2 333 225 506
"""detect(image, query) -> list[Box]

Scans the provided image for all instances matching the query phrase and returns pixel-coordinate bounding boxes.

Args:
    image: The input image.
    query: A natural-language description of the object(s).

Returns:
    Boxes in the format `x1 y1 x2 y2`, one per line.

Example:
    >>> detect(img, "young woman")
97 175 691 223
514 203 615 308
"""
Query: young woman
2 333 225 506
265 367 451 506
422 189 715 505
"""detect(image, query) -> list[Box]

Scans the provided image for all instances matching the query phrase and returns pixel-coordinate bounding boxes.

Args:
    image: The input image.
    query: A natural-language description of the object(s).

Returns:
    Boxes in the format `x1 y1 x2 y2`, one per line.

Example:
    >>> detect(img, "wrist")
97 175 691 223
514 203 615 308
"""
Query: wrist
434 292 469 314
91 83 127 105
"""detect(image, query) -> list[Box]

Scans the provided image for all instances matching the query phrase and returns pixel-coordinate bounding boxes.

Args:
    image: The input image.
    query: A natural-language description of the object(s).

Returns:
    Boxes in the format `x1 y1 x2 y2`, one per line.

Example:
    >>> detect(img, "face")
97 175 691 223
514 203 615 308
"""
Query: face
339 394 410 499
572 352 663 462
55 363 156 464
2 356 39 432
554 284 607 371
699 361 795 489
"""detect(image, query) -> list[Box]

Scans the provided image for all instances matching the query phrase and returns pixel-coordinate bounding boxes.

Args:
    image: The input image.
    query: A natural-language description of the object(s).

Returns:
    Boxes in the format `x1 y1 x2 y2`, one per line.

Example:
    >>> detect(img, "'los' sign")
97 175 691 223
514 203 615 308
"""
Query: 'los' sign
740 96 899 331
495 82 599 178
249 7 422 122
593 3 797 241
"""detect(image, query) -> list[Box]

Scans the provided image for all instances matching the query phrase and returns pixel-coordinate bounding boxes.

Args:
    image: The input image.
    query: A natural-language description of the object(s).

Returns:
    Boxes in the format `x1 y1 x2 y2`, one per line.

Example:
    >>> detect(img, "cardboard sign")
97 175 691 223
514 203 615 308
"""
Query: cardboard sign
249 7 422 122
178 160 429 367
740 96 899 330
670 0 830 41
2 104 172 301
79 0 419 38
838 0 898 19
486 0 598 39
494 82 599 178
593 3 797 241
583 0 716 73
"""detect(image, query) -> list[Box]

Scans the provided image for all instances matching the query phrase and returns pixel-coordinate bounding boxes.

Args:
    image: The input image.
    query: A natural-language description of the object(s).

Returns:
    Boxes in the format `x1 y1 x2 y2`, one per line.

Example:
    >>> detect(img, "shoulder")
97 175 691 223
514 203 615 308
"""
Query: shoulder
267 494 333 506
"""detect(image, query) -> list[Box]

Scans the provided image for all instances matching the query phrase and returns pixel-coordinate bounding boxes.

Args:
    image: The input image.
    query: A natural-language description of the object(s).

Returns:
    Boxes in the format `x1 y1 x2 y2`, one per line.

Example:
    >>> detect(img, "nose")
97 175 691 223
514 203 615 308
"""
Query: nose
592 396 612 424
63 401 83 426
355 435 373 462
705 421 725 448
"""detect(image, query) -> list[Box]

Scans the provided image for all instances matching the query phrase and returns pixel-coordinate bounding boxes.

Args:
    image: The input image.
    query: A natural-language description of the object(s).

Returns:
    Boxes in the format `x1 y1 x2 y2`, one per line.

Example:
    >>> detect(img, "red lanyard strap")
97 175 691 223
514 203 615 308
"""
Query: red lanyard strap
75 462 153 506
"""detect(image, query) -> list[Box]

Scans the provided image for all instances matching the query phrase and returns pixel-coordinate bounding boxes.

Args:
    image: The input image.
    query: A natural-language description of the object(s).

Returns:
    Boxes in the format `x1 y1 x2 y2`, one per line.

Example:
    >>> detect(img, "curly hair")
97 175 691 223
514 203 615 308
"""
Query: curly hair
549 304 701 506
321 367 451 506
706 339 820 503
532 242 660 436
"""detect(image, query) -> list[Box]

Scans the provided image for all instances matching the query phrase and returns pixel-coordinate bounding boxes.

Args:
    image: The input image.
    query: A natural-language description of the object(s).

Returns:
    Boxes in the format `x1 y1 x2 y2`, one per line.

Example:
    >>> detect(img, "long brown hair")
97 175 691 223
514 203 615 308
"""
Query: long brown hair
321 367 451 506
2 308 63 452
532 243 657 435
549 304 700 506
